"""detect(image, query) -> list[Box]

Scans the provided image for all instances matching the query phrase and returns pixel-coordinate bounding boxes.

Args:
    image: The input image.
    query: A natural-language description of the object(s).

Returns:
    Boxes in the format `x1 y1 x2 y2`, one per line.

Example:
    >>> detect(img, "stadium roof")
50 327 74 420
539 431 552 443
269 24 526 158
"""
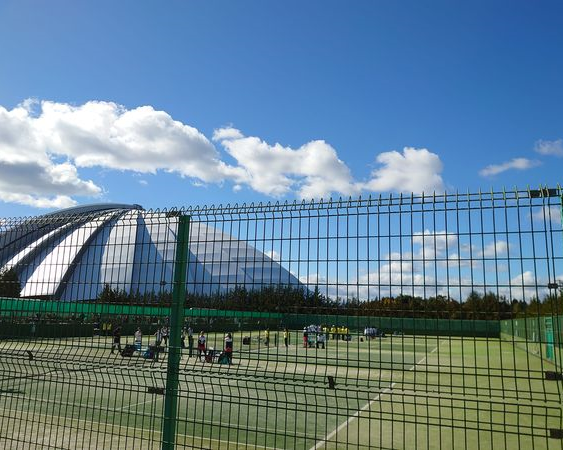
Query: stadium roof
0 203 300 301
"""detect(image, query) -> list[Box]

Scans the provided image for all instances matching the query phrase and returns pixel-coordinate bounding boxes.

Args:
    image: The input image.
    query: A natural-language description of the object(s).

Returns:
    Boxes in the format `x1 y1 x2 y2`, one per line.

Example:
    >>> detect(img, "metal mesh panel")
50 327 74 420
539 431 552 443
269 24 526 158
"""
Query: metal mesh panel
1 188 562 449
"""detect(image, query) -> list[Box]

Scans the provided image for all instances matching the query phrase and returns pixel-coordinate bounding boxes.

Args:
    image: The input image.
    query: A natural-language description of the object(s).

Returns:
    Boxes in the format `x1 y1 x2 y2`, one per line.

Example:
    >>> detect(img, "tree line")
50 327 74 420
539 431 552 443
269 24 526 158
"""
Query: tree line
97 283 562 320
2 269 561 320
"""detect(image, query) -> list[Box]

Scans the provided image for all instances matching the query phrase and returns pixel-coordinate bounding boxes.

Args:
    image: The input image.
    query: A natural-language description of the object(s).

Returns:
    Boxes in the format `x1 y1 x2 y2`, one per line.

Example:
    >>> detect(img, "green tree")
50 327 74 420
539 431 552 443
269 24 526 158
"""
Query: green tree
98 284 127 303
0 267 21 298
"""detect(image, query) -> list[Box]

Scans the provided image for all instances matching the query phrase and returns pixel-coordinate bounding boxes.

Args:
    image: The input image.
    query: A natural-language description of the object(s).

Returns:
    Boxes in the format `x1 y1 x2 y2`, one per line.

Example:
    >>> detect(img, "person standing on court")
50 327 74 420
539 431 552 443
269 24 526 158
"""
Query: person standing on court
284 328 290 347
153 327 163 361
111 326 122 354
180 327 186 349
187 326 194 357
134 327 142 351
162 326 169 347
224 332 233 364
197 331 206 361
317 331 326 349
154 327 163 347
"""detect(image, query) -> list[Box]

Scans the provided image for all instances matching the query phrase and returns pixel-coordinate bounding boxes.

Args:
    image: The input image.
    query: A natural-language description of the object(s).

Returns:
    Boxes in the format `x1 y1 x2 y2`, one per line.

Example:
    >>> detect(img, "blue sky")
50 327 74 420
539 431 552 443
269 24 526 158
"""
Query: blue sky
0 0 562 218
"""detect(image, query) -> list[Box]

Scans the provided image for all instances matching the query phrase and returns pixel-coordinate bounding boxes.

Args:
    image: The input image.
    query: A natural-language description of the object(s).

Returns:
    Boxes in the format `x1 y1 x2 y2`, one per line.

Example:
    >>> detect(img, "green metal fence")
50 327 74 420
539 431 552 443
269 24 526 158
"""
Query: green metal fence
0 297 499 338
1 187 563 449
501 315 563 366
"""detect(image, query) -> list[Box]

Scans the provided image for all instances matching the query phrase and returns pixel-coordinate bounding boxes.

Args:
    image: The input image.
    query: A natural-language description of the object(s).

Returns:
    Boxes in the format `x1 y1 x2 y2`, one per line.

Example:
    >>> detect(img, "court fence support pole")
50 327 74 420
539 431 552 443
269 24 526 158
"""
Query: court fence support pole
162 214 190 450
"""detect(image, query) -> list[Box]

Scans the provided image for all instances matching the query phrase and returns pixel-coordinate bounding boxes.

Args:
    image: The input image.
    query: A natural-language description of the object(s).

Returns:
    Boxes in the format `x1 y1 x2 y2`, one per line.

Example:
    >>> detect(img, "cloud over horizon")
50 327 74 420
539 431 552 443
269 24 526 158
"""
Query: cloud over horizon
363 148 445 193
479 157 541 177
534 139 563 157
0 99 446 209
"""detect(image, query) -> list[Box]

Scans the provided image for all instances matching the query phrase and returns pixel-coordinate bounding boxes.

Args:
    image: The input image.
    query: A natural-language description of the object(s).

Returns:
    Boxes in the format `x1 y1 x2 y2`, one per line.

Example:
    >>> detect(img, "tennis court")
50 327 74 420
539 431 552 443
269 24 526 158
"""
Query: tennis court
1 330 560 449
1 189 562 448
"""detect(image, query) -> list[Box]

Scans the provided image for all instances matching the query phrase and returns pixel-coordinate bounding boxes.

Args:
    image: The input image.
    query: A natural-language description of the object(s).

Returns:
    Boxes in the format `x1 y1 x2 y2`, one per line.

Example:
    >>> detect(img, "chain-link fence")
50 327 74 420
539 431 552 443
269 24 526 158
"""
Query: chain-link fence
1 187 562 449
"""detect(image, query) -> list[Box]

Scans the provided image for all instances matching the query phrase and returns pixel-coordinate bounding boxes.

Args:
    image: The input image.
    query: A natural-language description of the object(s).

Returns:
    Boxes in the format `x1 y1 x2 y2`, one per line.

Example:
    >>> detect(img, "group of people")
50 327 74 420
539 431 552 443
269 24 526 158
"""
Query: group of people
300 324 354 347
111 326 144 349
112 323 378 362
192 330 233 364
329 325 351 340
110 325 233 364
363 327 385 339
110 326 144 355
302 325 327 348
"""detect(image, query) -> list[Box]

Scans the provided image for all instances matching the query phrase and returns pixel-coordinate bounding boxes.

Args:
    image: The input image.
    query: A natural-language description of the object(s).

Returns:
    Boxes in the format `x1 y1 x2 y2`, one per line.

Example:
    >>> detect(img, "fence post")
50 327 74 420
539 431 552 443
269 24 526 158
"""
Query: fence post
162 214 190 450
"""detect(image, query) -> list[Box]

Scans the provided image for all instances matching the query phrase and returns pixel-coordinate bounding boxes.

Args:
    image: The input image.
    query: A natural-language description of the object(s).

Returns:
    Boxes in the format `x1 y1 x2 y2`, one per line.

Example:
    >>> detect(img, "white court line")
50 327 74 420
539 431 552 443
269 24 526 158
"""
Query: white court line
309 340 444 450
116 395 162 411
0 390 162 415
1 388 310 443
0 406 278 449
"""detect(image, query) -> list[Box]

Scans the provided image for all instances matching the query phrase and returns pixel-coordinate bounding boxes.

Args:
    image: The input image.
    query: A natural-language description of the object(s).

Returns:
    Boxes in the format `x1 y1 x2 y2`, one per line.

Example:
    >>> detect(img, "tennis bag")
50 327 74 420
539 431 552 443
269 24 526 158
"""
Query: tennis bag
217 351 230 364
143 347 155 359
121 344 136 357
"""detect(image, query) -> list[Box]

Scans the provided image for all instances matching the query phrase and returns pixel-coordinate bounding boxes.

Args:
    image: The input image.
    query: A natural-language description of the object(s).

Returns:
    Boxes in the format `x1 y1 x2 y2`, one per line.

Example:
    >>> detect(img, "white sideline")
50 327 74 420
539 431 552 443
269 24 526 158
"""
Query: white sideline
116 395 162 411
309 340 443 450
1 406 278 449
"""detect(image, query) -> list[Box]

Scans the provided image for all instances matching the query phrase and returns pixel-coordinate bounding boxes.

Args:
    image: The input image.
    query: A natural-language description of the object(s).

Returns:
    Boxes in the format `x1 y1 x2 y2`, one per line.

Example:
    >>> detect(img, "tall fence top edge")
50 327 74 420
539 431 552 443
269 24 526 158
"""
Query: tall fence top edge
1 185 561 223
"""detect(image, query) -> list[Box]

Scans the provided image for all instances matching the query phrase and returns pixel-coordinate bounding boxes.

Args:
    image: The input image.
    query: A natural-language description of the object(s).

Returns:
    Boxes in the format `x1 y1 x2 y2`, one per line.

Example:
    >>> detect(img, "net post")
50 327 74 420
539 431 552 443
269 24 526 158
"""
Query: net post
162 213 190 450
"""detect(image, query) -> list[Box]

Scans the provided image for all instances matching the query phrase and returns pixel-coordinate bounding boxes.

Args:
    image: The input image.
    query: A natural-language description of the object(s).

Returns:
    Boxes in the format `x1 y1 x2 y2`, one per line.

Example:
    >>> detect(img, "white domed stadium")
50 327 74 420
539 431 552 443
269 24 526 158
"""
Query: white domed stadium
0 204 301 301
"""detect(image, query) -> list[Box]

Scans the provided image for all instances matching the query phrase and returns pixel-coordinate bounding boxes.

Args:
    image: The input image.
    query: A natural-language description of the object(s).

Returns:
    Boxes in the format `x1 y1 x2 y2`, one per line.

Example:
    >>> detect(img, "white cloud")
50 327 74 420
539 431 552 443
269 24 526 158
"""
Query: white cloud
0 100 239 209
36 101 229 182
213 127 244 141
479 157 541 177
298 273 327 285
264 249 280 261
214 127 361 200
532 205 562 226
355 260 432 299
0 99 449 209
362 148 445 193
288 235 548 302
413 229 458 260
507 271 550 301
0 192 76 209
0 104 102 208
534 139 563 157
510 271 535 286
482 240 508 258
